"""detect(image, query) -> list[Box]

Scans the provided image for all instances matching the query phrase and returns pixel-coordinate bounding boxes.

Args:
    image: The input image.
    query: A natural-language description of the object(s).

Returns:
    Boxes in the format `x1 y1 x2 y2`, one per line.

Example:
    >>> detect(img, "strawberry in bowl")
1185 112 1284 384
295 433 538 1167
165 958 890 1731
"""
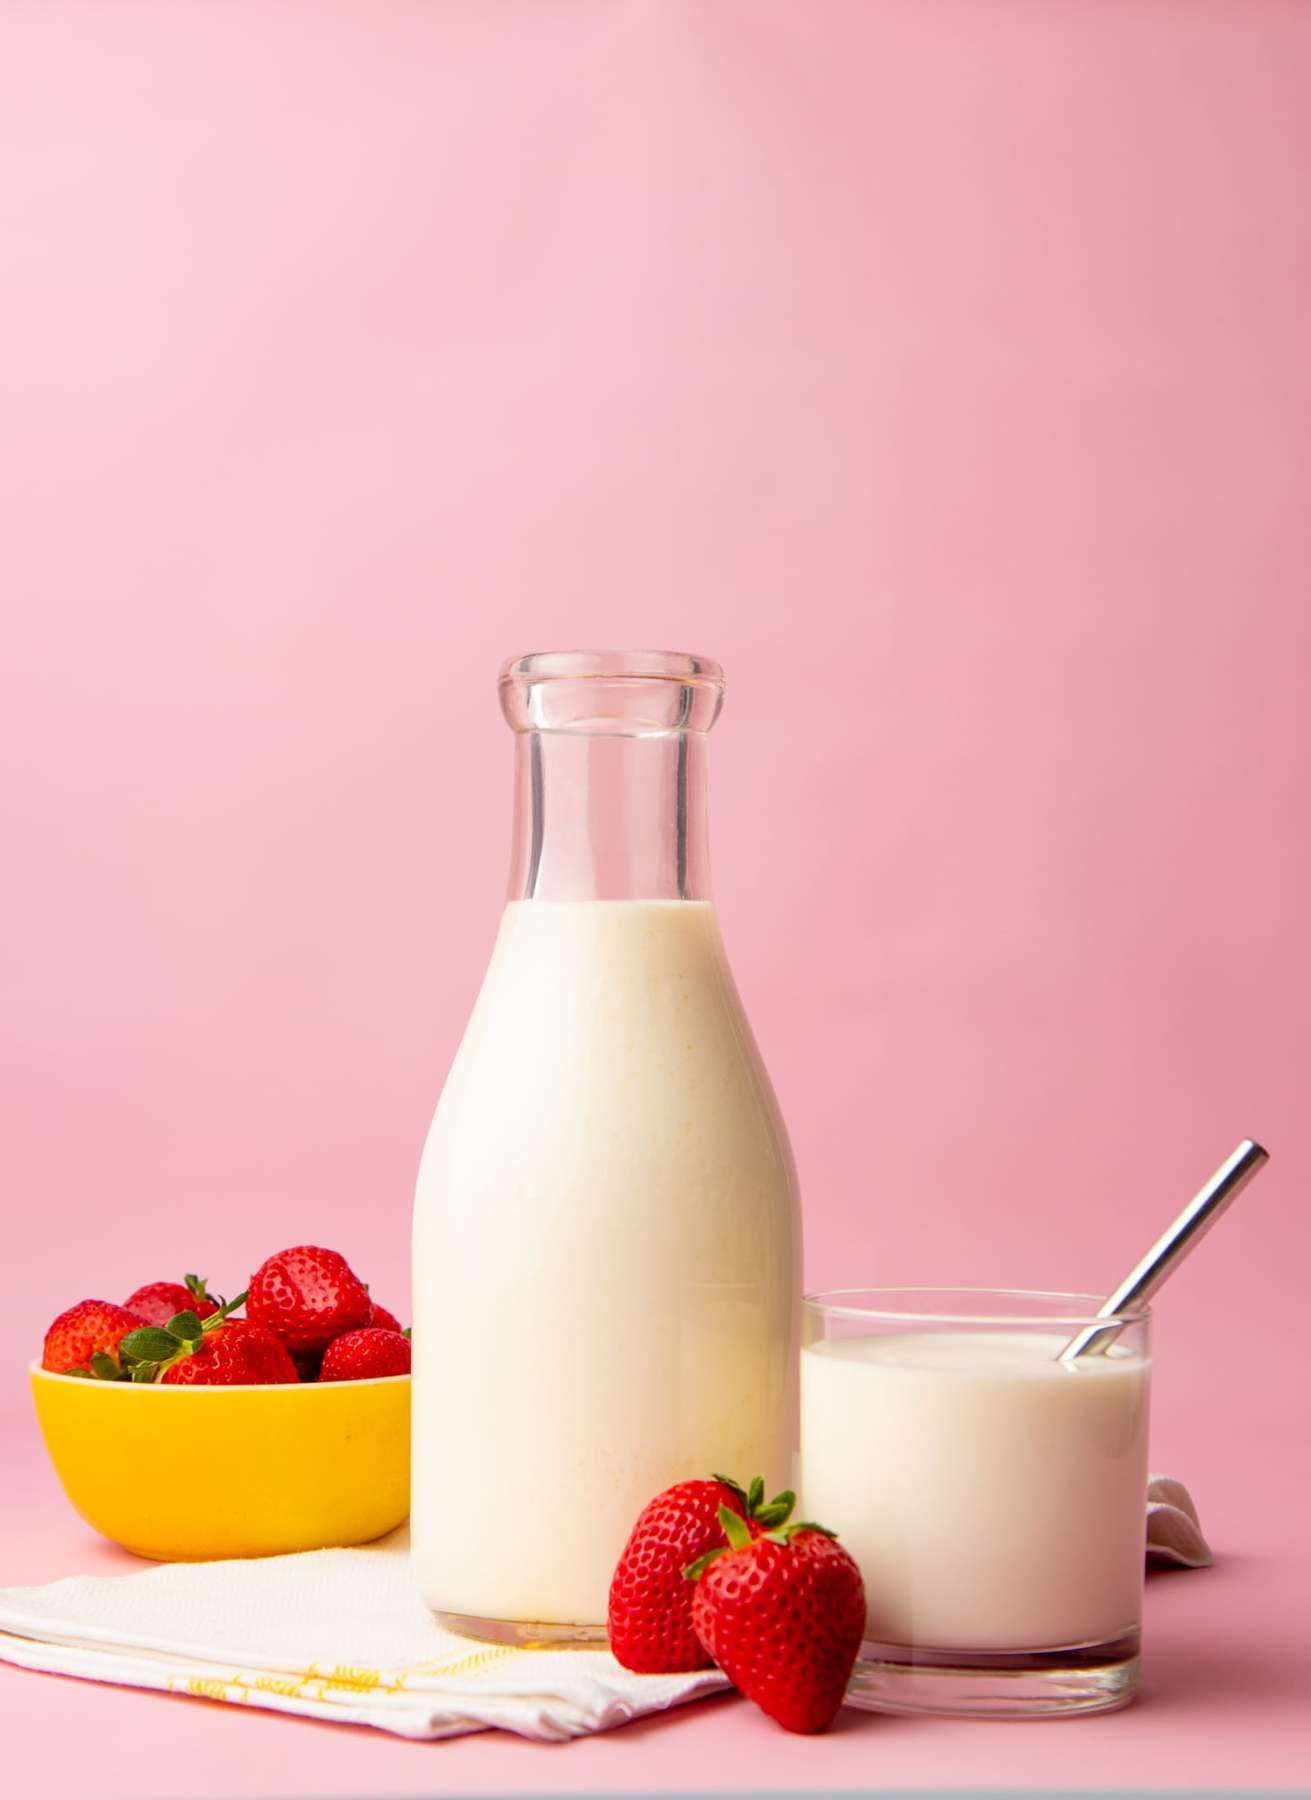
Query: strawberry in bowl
122 1274 220 1327
41 1300 147 1379
321 1327 411 1382
247 1245 373 1357
30 1246 411 1559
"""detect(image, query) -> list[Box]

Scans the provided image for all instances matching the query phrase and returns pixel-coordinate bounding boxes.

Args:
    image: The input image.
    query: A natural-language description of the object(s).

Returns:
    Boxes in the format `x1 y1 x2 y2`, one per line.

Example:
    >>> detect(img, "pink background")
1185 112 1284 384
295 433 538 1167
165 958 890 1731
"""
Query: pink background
2 2 1309 1792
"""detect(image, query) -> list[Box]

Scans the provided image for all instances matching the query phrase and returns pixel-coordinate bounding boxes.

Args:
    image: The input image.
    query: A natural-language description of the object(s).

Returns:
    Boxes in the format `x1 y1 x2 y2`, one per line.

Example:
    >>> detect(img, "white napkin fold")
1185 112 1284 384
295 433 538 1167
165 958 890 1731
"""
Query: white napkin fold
1146 1471 1213 1568
0 1475 1209 1740
0 1528 727 1741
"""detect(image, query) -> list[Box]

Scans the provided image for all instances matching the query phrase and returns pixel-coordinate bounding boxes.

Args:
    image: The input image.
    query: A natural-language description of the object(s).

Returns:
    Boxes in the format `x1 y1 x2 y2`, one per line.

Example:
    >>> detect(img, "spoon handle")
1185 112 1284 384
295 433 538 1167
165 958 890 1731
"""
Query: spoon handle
1059 1138 1269 1362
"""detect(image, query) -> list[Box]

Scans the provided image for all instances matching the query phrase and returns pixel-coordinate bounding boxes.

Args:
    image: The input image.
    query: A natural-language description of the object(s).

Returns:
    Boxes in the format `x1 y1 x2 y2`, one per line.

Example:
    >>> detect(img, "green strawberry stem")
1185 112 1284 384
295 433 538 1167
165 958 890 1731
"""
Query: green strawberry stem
685 1496 842 1581
712 1474 796 1528
712 1473 749 1508
763 1520 839 1545
119 1287 249 1382
720 1504 754 1550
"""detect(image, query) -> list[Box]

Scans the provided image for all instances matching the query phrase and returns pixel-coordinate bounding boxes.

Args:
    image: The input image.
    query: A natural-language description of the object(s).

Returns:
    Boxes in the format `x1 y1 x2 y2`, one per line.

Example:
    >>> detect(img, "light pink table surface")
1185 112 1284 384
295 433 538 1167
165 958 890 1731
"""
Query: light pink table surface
3 1390 1308 1799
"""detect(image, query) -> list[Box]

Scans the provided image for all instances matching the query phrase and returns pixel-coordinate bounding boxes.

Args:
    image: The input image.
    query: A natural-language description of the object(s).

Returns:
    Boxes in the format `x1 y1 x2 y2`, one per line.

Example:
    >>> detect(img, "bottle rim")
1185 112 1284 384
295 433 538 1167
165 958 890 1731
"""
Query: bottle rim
498 649 724 689
499 650 725 735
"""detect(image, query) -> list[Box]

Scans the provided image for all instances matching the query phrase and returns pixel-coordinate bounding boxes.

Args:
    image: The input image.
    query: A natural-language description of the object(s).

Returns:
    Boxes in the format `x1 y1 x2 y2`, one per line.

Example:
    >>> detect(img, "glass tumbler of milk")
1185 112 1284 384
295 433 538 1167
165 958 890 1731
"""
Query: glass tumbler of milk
802 1288 1151 1717
412 650 801 1643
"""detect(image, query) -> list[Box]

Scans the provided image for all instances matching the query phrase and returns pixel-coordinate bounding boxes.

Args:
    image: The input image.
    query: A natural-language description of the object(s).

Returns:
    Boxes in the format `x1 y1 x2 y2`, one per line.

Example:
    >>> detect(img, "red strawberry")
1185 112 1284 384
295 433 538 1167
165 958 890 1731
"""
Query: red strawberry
688 1501 866 1733
320 1326 411 1382
112 1286 290 1385
42 1300 146 1376
123 1274 220 1327
609 1475 789 1673
369 1301 403 1335
247 1246 371 1355
161 1320 299 1386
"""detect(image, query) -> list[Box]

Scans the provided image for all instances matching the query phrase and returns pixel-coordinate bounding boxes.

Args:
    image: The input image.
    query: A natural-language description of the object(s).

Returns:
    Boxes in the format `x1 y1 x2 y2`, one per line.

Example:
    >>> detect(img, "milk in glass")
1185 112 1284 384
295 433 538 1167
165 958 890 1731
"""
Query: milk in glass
802 1328 1150 1652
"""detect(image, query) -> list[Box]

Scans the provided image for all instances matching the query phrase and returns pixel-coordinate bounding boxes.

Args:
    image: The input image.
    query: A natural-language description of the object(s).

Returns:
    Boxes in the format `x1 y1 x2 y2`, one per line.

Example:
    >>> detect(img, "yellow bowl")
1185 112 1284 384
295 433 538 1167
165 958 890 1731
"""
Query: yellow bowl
29 1363 410 1561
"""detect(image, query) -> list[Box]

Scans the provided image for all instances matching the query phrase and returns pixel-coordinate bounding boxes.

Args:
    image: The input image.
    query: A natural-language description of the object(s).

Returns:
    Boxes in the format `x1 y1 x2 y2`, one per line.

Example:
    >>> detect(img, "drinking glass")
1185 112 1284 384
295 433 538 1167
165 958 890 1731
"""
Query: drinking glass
801 1287 1151 1717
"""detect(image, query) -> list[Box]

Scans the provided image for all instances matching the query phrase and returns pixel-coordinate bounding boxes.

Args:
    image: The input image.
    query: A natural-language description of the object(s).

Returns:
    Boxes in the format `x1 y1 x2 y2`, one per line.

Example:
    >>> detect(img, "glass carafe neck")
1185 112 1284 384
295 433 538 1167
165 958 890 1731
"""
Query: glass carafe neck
508 730 711 901
499 651 724 903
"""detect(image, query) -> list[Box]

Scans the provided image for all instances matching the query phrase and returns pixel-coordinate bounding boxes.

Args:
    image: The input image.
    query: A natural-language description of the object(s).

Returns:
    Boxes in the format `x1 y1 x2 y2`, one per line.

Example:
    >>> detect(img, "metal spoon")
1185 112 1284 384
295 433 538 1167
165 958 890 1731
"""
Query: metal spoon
1059 1138 1269 1362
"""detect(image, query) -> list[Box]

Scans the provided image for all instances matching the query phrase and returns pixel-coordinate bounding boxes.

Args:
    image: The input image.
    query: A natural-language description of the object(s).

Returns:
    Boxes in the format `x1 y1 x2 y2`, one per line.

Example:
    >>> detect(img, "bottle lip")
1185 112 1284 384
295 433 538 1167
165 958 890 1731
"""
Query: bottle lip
499 649 725 735
499 649 724 688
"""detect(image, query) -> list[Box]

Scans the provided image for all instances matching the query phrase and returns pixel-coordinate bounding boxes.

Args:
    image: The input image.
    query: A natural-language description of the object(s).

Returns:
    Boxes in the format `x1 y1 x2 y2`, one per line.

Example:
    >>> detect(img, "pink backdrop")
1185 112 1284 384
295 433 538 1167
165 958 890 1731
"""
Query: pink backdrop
3 0 1309 1485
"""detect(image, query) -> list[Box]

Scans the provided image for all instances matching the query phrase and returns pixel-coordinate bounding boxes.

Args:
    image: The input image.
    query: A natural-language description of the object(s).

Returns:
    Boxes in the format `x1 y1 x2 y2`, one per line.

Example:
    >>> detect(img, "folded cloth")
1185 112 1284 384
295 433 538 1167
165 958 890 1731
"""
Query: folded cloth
0 1528 727 1741
0 1477 1210 1741
1147 1472 1213 1568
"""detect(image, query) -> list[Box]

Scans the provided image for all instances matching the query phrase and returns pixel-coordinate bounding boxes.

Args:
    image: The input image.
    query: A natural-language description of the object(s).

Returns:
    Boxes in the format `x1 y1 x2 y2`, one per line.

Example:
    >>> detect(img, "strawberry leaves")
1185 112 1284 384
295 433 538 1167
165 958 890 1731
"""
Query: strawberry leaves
761 1520 838 1546
711 1473 796 1530
117 1289 249 1383
119 1327 188 1363
66 1350 128 1381
720 1504 755 1551
684 1479 804 1579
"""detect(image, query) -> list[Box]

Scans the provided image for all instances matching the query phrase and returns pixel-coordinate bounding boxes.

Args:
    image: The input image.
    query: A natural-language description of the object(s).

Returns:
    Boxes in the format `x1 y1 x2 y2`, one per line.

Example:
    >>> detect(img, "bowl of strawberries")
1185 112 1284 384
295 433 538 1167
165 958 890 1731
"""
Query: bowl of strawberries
30 1245 411 1562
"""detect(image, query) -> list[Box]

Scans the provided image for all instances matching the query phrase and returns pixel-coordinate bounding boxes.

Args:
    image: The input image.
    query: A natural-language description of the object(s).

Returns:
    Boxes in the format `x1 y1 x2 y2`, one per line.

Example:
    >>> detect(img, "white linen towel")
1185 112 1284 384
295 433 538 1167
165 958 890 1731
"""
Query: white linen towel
0 1475 1209 1741
0 1528 727 1741
1146 1472 1213 1568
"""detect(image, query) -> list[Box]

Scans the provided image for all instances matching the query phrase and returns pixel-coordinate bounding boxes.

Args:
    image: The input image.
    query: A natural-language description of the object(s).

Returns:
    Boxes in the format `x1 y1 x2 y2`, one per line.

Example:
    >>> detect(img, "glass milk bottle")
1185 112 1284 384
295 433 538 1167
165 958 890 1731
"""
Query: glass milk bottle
412 650 801 1642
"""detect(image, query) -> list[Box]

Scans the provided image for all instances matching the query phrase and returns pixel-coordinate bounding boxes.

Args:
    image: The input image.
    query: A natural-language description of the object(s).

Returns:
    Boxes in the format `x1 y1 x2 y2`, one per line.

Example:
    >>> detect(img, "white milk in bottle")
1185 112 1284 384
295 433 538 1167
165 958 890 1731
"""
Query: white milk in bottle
412 652 801 1639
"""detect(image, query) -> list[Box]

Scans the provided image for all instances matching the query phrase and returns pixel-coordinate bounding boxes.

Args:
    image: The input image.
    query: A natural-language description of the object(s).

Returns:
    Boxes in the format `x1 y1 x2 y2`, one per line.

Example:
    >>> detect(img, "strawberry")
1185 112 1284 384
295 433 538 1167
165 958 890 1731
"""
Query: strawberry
369 1301 403 1335
289 1348 325 1383
116 1288 292 1385
160 1320 298 1386
320 1327 411 1382
687 1499 866 1733
123 1274 220 1327
42 1300 146 1377
247 1245 372 1356
609 1475 791 1673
